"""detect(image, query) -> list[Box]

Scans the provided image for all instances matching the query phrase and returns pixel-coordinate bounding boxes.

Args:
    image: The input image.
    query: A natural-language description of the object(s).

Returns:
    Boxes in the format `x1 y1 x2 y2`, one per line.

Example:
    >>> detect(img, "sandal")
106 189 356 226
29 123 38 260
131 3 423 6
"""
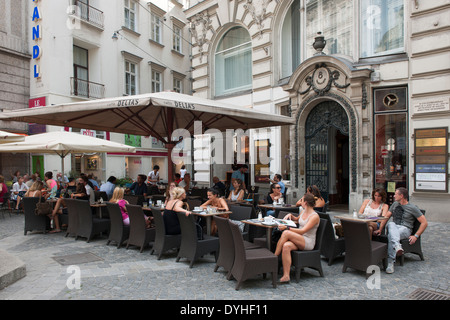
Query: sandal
49 229 62 233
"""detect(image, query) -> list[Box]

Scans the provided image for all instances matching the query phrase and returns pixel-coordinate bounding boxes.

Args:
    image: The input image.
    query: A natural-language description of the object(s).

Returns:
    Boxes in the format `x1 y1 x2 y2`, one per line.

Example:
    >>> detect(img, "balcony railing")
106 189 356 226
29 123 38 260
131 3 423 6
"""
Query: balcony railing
73 0 104 29
71 77 105 99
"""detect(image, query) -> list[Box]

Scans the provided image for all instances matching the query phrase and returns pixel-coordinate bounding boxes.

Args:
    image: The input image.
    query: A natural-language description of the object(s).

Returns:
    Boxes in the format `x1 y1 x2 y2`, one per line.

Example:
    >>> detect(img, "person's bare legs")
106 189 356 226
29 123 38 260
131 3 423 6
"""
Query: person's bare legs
274 231 306 282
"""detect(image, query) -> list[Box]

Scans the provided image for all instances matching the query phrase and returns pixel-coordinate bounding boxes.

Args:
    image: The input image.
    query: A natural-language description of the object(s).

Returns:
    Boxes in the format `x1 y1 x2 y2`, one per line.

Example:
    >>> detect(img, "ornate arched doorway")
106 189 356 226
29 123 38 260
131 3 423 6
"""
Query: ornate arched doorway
305 101 349 204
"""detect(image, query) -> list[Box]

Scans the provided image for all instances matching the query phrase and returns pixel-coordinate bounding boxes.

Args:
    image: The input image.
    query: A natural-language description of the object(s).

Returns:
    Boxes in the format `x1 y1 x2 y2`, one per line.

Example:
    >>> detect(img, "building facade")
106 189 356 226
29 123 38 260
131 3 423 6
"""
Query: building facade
185 0 450 222
26 0 191 183
0 0 30 176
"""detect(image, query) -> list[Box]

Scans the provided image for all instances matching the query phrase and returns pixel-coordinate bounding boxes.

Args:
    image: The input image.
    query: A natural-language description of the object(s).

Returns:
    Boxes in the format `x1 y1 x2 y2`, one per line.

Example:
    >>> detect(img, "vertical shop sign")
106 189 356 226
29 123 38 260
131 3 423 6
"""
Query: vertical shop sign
414 128 448 192
32 0 42 79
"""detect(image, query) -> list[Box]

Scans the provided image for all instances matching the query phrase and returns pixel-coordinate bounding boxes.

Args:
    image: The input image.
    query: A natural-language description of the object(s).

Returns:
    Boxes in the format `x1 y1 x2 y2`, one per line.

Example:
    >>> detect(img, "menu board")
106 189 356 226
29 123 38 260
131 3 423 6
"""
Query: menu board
414 128 448 192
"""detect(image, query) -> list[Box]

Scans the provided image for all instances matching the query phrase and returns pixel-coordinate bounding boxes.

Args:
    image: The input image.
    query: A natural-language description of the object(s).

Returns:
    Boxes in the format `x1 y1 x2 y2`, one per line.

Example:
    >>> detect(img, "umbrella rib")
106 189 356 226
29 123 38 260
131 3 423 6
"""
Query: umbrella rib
184 111 203 132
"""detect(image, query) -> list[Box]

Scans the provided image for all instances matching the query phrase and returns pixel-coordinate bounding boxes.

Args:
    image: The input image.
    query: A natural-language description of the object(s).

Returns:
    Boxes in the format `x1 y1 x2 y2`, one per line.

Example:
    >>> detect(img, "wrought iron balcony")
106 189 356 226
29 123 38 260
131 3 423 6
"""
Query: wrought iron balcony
70 77 105 99
73 0 104 29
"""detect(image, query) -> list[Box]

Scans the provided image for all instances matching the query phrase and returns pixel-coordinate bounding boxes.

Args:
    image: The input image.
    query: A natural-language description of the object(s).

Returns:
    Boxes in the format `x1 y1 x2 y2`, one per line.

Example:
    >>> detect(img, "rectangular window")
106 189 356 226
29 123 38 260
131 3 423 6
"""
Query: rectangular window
73 45 89 97
152 70 162 92
125 60 137 95
124 0 136 31
173 25 182 53
151 13 161 43
173 78 182 93
360 0 404 58
374 86 408 205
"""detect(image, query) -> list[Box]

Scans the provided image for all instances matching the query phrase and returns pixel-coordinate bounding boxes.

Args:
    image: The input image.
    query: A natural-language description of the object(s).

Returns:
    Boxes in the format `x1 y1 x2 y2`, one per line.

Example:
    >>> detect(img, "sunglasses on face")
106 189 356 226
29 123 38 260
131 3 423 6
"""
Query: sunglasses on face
274 187 281 189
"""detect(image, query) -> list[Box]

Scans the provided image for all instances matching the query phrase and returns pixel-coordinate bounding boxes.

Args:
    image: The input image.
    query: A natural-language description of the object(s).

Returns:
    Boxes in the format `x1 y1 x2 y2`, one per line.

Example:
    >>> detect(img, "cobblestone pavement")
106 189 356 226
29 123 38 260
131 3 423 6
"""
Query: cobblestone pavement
0 212 449 301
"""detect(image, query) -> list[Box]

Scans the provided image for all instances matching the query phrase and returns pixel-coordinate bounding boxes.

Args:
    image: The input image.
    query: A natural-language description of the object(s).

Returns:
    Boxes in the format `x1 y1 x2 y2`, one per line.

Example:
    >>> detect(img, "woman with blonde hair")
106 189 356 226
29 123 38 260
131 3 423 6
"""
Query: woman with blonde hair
25 180 44 198
163 187 191 235
109 187 130 225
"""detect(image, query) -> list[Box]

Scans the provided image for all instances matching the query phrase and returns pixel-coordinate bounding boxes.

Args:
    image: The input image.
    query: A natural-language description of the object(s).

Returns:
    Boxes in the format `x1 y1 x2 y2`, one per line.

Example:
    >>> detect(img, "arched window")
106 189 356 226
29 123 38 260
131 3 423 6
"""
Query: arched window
281 0 301 78
215 27 252 96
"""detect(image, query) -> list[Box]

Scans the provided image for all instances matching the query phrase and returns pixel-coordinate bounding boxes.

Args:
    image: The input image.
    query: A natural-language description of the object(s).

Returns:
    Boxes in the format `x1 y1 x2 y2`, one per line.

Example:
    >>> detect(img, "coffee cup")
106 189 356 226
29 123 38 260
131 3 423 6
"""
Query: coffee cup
194 206 201 211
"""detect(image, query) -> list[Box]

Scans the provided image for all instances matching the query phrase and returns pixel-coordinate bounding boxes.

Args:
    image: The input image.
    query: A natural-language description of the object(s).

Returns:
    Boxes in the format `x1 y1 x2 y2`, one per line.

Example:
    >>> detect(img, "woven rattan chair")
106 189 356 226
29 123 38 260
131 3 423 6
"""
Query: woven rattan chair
105 202 130 248
341 219 387 277
399 209 425 266
150 206 182 259
125 204 155 253
64 198 79 238
175 212 219 268
229 205 253 239
228 219 278 290
75 199 110 242
23 197 50 235
290 218 327 281
317 212 345 265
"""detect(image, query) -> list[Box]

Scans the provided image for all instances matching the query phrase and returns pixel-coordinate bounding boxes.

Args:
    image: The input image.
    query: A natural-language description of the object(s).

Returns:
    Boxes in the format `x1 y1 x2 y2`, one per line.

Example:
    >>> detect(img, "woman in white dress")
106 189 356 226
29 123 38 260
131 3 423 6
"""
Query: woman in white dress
358 188 389 235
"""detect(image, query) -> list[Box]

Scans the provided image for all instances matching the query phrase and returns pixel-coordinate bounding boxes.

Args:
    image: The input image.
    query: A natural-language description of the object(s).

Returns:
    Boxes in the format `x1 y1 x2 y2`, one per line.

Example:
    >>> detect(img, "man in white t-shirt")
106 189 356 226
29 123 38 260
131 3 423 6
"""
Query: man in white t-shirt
148 165 160 185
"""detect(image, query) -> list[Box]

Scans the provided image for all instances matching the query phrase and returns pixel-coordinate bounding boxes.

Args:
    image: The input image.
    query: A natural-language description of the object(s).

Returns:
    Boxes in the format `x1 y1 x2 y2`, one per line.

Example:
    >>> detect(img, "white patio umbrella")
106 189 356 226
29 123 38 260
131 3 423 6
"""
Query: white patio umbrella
0 131 136 175
0 130 25 143
0 92 294 180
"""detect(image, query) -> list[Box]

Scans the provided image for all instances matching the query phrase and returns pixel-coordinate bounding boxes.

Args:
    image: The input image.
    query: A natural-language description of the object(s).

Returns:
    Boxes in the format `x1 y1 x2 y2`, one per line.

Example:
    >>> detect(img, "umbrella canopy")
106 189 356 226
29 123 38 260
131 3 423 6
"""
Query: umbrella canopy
0 91 294 180
0 131 136 175
0 130 25 143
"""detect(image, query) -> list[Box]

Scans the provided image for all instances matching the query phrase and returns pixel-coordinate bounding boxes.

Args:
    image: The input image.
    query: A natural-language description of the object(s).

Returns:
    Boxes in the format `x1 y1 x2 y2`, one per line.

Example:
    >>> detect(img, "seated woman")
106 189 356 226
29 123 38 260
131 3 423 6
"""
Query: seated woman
163 187 192 235
50 183 89 233
201 188 229 236
358 188 389 235
164 181 177 206
265 183 283 217
24 180 44 199
44 171 58 200
109 187 130 226
227 179 245 202
275 193 320 283
296 185 326 210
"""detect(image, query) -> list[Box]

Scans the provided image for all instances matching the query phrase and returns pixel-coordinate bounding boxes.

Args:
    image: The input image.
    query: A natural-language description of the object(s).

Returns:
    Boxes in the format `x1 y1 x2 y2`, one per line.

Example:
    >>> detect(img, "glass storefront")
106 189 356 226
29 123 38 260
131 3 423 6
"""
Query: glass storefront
374 87 408 204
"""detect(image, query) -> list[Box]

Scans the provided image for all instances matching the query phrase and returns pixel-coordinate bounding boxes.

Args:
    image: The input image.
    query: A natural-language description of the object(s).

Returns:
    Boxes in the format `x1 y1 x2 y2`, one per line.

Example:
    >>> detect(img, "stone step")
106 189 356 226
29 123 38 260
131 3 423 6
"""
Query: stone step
0 249 26 290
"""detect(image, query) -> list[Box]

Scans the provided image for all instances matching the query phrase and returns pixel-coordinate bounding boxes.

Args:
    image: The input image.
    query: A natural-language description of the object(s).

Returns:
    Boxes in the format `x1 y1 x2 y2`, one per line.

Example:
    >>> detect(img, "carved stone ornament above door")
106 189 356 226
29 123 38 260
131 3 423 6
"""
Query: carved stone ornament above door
189 12 213 62
299 63 350 96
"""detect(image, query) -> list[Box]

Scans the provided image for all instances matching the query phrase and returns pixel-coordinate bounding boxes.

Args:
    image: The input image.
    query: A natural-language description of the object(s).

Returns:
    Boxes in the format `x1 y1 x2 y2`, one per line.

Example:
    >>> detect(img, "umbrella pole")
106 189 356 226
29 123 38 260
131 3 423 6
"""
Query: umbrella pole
167 108 174 183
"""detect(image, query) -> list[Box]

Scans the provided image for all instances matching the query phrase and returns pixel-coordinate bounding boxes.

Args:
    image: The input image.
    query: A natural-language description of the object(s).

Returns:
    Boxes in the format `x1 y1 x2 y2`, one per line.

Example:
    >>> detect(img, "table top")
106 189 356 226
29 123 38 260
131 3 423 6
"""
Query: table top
334 214 389 222
242 218 288 229
258 204 296 210
190 210 232 217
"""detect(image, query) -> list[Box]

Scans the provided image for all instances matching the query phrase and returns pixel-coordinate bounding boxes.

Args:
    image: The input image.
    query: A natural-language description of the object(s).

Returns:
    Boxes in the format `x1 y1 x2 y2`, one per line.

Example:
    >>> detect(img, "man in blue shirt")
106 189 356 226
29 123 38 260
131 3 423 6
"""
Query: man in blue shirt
128 174 148 197
100 176 117 200
230 164 248 192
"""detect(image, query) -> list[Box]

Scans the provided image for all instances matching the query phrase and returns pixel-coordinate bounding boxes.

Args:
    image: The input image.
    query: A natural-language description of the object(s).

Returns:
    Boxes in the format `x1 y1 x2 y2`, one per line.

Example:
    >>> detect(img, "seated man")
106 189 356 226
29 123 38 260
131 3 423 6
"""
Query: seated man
376 187 428 274
212 176 226 197
128 174 148 197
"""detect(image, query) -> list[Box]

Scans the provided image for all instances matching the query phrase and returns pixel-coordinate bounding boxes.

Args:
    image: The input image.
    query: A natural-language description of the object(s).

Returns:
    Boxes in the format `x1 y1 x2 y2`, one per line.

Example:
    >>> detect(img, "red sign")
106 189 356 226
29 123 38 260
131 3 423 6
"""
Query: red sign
29 97 46 108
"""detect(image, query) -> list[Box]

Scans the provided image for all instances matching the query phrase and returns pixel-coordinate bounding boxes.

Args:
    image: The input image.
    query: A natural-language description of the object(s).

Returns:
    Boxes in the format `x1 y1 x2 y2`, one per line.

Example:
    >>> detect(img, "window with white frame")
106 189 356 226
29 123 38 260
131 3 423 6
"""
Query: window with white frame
173 78 182 93
152 70 162 92
124 0 136 31
173 25 182 53
125 60 137 95
215 27 252 96
151 13 162 43
360 0 404 58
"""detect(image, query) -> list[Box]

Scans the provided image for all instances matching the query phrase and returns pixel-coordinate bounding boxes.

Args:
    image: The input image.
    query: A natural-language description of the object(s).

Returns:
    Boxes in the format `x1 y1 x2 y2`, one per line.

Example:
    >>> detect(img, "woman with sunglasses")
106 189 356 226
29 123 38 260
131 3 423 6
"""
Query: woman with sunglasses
265 183 283 216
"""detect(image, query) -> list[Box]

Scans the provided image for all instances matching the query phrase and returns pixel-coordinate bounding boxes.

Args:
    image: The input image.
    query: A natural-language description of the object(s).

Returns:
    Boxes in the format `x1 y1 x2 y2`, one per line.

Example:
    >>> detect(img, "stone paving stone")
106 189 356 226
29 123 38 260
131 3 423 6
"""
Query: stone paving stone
0 214 449 300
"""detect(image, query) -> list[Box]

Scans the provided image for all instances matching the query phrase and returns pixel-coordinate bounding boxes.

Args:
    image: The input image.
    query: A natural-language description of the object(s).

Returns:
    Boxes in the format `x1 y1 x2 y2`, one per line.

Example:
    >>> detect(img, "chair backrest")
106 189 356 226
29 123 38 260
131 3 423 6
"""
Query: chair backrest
64 198 79 234
230 205 252 220
277 210 299 219
214 216 235 265
95 191 108 202
186 199 202 211
124 195 139 205
176 212 198 244
22 197 40 217
106 202 124 229
313 218 327 251
228 219 246 261
76 198 94 229
412 209 426 234
150 206 165 239
126 204 147 231
341 219 372 259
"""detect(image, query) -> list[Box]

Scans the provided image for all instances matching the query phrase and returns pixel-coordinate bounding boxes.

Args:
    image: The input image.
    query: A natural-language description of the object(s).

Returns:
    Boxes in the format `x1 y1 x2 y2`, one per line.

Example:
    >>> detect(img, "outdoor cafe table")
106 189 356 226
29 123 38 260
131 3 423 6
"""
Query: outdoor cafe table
91 202 107 218
191 210 232 236
241 218 297 251
334 214 389 223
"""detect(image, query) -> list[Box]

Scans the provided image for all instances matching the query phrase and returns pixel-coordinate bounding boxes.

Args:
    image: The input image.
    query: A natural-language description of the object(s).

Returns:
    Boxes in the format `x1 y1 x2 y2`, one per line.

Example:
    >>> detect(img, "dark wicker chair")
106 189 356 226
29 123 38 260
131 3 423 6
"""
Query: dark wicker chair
106 202 130 249
317 212 346 265
399 209 425 266
150 206 182 260
290 218 327 281
186 198 202 211
125 204 155 253
64 198 79 238
214 216 260 279
75 199 110 242
23 197 50 235
341 219 387 277
315 201 329 213
124 195 145 206
95 191 108 202
229 205 253 240
175 212 219 268
228 219 278 290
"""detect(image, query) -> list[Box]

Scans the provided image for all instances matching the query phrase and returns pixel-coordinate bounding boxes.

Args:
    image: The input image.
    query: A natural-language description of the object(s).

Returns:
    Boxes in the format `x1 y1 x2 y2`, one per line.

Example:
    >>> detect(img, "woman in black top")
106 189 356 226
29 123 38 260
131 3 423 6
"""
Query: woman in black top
163 187 191 235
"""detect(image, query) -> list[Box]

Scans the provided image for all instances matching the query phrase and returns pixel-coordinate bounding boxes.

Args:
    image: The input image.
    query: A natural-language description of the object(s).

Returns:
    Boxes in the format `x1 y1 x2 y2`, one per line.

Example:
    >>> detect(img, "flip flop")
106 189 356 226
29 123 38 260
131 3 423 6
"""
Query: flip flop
49 229 62 233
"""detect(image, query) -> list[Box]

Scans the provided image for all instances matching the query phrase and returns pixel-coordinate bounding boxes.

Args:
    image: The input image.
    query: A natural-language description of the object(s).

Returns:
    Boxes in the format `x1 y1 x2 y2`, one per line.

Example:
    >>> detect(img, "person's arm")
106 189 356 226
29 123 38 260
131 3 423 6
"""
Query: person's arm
409 215 428 245
219 198 229 211
374 208 392 236
174 200 191 216
358 199 369 214
200 200 212 209
279 213 319 233
237 190 245 201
